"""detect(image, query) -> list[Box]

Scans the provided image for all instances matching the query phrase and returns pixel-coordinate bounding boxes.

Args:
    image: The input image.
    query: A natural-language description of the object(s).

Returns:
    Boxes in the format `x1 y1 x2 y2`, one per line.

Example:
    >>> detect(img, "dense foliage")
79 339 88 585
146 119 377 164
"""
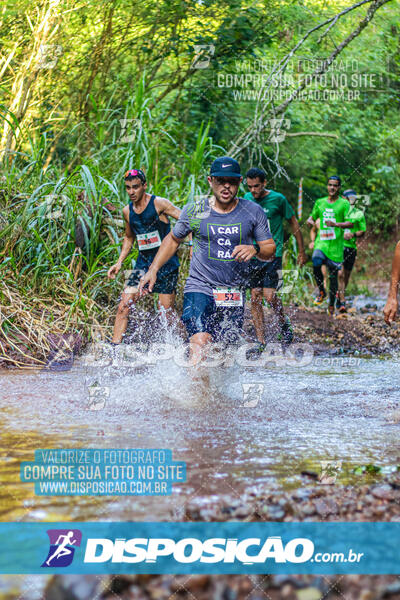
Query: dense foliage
0 0 399 363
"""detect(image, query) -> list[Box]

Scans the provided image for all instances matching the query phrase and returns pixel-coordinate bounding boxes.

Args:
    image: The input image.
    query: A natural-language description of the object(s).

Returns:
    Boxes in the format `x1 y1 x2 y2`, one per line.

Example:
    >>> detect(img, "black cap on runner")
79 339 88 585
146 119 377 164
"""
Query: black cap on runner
342 189 357 198
210 157 241 178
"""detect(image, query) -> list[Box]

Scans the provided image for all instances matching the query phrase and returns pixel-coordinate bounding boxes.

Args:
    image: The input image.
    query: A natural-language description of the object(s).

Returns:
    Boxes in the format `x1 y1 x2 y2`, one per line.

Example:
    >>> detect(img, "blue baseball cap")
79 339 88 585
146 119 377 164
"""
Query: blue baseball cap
210 156 241 178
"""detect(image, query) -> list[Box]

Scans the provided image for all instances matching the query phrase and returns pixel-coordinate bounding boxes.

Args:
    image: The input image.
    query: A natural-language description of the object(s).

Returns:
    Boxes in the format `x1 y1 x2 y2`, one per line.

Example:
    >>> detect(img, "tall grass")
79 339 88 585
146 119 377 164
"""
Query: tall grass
1 74 316 365
0 76 220 365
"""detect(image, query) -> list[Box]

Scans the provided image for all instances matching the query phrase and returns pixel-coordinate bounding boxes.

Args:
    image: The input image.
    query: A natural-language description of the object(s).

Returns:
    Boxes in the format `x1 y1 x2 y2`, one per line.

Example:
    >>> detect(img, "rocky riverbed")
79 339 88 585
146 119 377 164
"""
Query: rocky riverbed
37 470 400 600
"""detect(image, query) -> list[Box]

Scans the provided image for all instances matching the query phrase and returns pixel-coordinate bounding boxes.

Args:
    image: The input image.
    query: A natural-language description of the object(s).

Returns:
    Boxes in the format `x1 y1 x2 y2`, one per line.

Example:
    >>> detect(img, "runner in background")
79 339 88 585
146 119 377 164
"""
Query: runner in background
138 157 276 362
384 241 400 324
337 189 367 312
244 168 307 351
307 176 353 316
309 219 328 292
107 169 181 344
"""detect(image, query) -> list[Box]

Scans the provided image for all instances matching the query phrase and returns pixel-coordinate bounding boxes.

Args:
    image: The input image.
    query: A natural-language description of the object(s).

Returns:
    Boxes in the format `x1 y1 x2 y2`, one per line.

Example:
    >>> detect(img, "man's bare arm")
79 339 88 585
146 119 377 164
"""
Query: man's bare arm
289 215 307 265
384 241 400 323
325 219 353 228
107 206 135 279
231 238 276 262
155 197 181 220
257 238 276 260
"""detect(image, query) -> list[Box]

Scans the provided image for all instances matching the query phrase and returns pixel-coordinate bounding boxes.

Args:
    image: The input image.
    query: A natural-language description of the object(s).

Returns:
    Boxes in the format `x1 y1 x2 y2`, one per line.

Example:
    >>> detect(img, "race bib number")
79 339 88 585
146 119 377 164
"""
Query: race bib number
137 230 161 250
320 228 336 241
213 287 243 307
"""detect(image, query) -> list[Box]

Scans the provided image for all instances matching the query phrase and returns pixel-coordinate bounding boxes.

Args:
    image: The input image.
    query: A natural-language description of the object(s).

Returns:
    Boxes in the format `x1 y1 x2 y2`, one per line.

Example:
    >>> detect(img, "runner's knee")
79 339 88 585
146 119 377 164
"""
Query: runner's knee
191 332 211 347
251 289 262 304
117 297 135 314
263 289 276 303
158 295 175 310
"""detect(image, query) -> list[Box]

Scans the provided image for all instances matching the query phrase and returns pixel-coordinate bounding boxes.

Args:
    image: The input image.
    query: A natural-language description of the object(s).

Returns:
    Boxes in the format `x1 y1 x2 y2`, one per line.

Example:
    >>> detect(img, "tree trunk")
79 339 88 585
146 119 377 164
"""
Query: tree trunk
0 0 62 163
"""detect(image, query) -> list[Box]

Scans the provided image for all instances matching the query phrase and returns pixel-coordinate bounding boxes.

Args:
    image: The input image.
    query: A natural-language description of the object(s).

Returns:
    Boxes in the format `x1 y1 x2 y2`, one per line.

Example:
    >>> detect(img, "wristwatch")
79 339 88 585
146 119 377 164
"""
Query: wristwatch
254 243 260 255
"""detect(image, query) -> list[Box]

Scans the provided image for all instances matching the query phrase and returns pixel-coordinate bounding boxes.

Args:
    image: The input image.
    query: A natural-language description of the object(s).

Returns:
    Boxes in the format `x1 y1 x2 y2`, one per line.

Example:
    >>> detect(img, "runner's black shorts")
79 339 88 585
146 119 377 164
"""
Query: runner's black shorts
343 247 357 272
125 268 179 294
312 249 342 271
247 256 282 289
181 292 244 340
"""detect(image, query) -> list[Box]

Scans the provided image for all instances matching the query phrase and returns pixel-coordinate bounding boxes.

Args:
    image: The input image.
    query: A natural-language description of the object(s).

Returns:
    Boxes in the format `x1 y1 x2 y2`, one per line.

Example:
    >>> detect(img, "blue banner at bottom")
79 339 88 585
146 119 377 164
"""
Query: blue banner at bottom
0 522 398 574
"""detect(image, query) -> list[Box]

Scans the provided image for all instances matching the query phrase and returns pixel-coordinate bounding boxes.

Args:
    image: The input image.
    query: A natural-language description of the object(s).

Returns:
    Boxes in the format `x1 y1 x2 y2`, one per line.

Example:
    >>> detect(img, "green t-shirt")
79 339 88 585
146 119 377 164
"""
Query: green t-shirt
311 196 351 263
244 189 294 257
344 205 366 249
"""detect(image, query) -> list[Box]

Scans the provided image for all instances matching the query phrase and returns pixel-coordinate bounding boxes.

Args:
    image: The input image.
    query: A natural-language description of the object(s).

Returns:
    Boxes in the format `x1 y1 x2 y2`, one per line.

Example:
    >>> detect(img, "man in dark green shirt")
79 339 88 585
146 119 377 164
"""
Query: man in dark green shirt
245 167 307 351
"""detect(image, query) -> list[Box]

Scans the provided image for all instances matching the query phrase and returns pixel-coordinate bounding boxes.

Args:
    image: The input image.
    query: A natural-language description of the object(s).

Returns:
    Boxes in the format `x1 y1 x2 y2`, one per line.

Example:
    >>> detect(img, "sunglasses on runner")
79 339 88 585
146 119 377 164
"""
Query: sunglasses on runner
213 176 241 186
124 169 146 183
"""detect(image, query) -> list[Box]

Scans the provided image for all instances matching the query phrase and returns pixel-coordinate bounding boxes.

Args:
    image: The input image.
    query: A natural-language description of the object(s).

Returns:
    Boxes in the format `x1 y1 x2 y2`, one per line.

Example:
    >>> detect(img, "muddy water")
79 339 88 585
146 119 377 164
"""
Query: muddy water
1 348 399 523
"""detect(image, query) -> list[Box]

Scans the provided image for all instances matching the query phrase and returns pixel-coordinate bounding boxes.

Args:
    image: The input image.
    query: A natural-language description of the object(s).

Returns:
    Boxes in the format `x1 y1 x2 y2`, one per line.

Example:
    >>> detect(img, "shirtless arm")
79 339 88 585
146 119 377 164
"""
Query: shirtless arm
384 241 400 324
288 215 307 265
107 205 135 279
154 197 181 220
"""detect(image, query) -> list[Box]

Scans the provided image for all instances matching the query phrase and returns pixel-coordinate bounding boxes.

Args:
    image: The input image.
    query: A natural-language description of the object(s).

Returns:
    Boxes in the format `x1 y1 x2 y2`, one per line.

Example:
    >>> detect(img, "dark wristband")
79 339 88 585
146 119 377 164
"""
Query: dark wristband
254 243 260 255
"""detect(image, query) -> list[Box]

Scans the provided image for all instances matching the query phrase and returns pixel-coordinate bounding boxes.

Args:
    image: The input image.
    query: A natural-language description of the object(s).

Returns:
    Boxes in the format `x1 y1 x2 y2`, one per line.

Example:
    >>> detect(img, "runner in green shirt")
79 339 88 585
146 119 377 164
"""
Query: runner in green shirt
245 167 307 351
307 176 353 316
337 189 367 312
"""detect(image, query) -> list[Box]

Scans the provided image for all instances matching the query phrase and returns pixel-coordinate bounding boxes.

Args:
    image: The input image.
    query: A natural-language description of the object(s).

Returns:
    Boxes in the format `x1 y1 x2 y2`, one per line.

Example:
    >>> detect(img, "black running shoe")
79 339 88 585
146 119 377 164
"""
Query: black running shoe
245 342 266 360
277 316 294 346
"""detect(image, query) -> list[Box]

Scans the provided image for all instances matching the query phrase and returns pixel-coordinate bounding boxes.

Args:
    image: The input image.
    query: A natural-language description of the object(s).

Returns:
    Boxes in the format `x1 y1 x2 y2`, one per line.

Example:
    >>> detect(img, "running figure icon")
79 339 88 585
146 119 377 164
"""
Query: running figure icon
45 531 77 566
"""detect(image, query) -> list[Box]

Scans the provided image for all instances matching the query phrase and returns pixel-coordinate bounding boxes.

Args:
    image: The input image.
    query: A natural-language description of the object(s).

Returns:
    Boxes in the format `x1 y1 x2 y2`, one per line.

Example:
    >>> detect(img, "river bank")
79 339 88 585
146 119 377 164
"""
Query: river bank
1 296 397 370
289 306 398 356
246 297 398 356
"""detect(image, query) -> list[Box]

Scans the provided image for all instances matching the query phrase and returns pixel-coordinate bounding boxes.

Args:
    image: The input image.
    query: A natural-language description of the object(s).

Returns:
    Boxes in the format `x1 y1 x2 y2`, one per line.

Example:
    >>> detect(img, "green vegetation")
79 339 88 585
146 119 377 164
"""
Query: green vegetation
1 0 399 364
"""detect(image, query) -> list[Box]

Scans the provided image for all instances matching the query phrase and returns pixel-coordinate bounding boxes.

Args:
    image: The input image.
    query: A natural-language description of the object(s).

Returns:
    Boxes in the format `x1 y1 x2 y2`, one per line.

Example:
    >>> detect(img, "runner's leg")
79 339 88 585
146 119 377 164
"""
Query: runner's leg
344 268 352 289
264 288 285 326
181 292 216 364
111 290 138 343
328 264 340 308
338 248 356 306
322 264 328 292
158 292 177 327
155 269 179 328
312 253 326 294
250 288 265 344
190 332 213 365
264 287 293 345
313 264 326 295
338 267 346 304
